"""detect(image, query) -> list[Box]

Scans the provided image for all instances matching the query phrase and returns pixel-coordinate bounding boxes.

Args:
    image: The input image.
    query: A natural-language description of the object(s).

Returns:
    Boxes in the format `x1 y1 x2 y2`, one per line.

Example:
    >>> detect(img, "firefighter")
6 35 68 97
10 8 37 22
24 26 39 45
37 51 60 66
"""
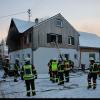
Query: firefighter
58 59 64 85
51 58 58 83
48 59 53 81
87 57 99 89
21 57 36 96
64 58 71 82
2 58 10 78
14 58 20 82
97 62 100 77
69 60 74 72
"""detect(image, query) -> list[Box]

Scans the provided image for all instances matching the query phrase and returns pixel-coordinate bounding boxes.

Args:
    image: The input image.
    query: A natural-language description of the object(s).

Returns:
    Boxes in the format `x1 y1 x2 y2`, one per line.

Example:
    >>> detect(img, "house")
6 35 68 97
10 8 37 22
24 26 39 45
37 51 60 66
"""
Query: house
79 32 100 69
6 13 80 74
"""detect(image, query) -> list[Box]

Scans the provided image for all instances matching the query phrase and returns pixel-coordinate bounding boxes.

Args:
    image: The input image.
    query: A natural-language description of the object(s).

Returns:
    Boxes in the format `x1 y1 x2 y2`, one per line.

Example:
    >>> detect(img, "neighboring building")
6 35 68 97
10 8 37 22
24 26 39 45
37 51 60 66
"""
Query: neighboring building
0 39 8 69
6 13 80 74
79 32 100 69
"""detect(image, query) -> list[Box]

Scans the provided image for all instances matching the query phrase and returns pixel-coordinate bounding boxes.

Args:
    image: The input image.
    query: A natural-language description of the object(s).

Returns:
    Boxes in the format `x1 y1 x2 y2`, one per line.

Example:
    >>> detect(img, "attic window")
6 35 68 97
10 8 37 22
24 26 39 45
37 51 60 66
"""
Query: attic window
47 33 62 43
56 19 63 27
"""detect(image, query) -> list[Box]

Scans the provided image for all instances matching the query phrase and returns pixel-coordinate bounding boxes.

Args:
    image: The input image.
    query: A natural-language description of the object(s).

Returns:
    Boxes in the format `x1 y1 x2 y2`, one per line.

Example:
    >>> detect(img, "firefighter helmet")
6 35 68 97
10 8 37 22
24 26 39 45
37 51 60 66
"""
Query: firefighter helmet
89 57 94 61
15 58 19 62
24 57 31 62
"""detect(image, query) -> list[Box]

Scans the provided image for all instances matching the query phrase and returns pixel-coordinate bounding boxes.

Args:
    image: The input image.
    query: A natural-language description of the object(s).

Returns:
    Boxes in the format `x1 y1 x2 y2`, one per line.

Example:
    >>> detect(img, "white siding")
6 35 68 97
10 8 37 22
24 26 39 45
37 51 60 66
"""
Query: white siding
81 52 100 69
9 47 79 74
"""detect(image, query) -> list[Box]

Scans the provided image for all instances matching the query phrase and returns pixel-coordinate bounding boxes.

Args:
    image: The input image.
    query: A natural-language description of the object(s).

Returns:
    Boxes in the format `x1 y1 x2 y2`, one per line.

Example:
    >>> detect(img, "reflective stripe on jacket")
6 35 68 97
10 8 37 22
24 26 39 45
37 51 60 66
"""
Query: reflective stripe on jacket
58 64 64 72
14 64 20 71
64 60 70 71
51 61 58 71
90 63 99 73
23 65 34 80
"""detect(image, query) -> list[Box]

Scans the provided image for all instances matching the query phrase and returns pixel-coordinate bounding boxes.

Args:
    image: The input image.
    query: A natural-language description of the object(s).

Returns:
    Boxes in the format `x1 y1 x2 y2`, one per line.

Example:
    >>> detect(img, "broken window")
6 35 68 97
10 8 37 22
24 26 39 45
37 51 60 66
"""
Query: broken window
47 33 62 43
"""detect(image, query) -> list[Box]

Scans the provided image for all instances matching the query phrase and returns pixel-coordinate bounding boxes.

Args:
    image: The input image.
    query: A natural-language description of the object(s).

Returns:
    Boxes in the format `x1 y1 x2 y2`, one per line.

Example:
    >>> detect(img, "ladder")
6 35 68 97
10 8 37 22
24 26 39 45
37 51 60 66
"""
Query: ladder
51 41 64 61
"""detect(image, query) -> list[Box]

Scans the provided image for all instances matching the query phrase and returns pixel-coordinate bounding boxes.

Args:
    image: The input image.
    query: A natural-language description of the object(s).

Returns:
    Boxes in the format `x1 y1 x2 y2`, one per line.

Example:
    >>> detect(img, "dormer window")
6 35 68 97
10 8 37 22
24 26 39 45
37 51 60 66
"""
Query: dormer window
56 19 63 27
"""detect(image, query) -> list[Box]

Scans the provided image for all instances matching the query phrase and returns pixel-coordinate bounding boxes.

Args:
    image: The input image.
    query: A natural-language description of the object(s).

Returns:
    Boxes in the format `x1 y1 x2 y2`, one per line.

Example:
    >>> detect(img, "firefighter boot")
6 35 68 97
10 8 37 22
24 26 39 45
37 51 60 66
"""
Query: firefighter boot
14 79 18 82
87 85 91 89
93 83 96 90
32 92 36 96
27 92 30 97
93 86 96 89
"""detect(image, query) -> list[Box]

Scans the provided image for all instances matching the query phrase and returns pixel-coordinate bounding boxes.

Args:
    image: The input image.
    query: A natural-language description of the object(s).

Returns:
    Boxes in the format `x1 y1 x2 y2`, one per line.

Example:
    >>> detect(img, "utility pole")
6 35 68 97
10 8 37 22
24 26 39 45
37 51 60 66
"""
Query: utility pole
31 27 34 66
27 9 31 21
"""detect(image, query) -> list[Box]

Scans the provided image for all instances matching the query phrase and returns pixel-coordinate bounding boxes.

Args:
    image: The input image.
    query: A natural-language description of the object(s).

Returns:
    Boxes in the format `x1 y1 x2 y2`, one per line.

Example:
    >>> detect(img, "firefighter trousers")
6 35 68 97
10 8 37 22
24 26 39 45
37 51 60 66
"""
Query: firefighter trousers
88 73 97 88
51 71 58 83
64 70 70 82
58 72 64 85
25 79 36 96
14 70 20 81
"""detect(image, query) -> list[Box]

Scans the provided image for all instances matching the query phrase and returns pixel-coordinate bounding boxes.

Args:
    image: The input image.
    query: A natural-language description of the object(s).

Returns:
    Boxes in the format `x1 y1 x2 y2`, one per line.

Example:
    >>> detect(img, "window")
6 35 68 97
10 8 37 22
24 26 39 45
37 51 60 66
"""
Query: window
89 53 95 60
27 54 30 58
22 54 24 60
16 54 20 58
74 54 77 59
24 36 27 44
68 36 75 45
29 33 32 43
64 54 69 60
56 19 63 27
47 33 62 43
24 34 32 44
58 35 62 43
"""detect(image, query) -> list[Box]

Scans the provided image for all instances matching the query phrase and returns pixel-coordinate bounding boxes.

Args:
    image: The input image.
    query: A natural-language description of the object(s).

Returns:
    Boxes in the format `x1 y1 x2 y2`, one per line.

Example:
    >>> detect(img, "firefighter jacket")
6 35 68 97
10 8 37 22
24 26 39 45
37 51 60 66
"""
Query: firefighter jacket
64 60 70 71
14 63 20 71
89 63 99 73
58 62 64 72
97 63 100 74
21 64 35 80
51 60 58 71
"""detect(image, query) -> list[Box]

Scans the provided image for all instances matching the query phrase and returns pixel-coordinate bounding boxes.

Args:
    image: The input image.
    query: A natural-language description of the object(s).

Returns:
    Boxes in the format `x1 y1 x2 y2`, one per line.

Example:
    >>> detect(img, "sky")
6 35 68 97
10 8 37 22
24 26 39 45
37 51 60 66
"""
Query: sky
0 0 100 42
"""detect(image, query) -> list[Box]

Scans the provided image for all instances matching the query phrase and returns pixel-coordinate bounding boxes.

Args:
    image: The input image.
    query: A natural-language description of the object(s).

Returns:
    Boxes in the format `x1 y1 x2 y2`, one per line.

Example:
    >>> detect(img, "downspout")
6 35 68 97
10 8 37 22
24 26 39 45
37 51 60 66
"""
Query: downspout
99 49 100 62
79 47 81 69
31 27 34 65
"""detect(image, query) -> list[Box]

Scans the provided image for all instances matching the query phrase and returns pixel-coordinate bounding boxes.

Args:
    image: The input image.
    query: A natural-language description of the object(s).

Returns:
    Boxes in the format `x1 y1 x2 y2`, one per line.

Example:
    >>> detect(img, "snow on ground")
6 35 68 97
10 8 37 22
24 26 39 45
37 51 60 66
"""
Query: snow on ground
0 70 100 98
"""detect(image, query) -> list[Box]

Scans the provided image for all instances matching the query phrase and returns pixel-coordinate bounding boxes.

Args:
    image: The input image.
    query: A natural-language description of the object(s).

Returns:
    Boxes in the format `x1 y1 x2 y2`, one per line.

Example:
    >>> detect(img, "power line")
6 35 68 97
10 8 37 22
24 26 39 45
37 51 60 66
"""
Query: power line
0 11 27 19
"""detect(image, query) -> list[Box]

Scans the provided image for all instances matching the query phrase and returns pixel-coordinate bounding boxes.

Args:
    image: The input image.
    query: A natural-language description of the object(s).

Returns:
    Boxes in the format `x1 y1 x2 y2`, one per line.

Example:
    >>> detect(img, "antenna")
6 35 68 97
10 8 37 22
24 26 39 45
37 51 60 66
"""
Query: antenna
27 9 31 21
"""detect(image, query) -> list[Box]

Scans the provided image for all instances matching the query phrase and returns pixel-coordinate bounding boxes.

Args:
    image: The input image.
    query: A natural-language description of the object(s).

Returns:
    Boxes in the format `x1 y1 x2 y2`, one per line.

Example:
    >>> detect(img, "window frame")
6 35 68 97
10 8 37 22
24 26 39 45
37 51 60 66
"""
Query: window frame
47 33 62 44
56 19 63 28
68 36 75 45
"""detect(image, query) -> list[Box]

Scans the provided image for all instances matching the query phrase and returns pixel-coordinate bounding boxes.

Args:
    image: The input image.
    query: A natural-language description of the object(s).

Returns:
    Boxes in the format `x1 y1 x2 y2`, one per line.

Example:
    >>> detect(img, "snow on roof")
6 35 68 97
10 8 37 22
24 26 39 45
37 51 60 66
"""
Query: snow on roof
12 13 61 33
79 32 100 48
12 18 35 33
